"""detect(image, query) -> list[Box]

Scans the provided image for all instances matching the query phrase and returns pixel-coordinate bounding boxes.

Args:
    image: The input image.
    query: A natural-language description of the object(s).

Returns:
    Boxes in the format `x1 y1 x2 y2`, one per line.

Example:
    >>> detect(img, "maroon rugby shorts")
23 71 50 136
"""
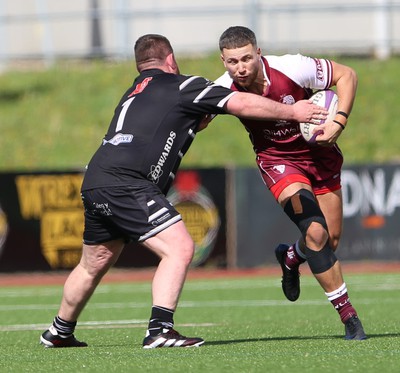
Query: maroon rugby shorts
257 153 343 199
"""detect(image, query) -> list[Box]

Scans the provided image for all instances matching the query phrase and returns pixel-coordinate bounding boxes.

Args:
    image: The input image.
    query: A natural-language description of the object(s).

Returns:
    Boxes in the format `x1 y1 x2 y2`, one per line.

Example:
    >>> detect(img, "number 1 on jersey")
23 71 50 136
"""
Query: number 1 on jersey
116 96 135 132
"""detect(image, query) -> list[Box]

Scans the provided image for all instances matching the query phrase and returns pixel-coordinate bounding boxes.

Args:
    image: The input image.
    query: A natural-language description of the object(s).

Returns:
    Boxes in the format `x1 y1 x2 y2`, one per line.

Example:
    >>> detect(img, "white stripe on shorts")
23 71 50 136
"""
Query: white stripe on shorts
148 207 169 222
139 215 182 242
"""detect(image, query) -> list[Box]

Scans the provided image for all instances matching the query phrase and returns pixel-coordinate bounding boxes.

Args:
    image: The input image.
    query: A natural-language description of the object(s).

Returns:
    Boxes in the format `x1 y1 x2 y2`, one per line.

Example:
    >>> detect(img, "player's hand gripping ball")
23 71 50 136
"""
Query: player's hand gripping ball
299 89 338 144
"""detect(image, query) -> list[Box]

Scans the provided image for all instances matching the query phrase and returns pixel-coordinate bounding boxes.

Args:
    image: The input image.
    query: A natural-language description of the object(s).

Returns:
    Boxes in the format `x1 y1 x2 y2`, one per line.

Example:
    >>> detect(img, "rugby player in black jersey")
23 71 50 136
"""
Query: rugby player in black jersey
40 34 326 349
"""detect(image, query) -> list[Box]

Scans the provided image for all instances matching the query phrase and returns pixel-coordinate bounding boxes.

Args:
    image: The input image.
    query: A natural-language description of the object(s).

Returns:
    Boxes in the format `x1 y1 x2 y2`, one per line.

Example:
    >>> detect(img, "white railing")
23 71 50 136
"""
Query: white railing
0 0 399 69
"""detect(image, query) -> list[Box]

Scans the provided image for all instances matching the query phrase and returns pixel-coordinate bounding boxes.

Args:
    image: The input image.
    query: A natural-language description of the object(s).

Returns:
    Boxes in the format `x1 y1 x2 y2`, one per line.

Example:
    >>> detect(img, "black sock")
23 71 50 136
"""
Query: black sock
53 316 77 337
148 306 174 336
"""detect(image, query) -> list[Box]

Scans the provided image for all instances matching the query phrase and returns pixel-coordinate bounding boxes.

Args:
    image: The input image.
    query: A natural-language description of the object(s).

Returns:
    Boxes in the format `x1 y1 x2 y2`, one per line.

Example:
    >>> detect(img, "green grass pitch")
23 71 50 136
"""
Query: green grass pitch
1 273 399 372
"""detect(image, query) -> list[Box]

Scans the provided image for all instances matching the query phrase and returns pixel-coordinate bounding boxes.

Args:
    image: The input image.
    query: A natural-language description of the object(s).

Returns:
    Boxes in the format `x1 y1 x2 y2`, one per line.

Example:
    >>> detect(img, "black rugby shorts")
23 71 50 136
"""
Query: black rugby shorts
81 183 181 244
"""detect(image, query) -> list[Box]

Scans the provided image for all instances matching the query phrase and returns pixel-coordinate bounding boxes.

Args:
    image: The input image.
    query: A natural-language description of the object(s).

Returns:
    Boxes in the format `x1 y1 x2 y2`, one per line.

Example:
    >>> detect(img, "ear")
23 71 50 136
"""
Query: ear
166 53 179 74
220 53 227 67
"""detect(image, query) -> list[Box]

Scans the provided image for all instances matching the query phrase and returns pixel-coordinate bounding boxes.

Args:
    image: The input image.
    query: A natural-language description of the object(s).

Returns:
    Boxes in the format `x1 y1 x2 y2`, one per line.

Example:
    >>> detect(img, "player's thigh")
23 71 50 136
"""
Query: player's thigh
277 182 312 205
80 239 125 273
316 189 343 249
141 220 194 262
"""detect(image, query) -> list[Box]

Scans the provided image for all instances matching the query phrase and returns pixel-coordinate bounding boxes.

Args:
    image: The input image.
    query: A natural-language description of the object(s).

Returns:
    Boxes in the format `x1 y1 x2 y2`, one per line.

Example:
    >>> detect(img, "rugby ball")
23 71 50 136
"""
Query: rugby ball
299 89 338 144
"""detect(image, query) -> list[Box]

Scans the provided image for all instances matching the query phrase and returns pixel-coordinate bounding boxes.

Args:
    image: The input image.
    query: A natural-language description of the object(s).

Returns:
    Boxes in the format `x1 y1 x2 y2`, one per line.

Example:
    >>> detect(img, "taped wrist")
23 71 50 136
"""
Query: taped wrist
305 243 337 274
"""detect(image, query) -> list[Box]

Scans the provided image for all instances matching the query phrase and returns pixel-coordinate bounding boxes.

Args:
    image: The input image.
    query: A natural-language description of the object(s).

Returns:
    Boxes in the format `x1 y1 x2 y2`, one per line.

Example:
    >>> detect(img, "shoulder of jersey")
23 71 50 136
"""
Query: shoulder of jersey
213 72 233 88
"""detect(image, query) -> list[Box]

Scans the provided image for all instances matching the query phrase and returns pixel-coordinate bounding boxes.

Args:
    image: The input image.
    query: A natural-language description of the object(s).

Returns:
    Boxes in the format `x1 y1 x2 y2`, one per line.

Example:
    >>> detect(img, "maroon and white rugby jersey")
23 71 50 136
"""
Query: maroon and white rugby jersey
215 54 341 161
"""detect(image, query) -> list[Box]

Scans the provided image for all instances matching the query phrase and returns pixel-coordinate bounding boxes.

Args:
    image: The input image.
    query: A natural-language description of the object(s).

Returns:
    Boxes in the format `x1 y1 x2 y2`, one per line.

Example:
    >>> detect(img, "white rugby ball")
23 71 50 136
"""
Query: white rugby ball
299 89 338 144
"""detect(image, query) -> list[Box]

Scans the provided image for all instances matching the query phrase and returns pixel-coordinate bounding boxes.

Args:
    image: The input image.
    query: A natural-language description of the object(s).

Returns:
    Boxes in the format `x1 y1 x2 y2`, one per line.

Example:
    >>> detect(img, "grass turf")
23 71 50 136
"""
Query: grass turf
1 273 399 372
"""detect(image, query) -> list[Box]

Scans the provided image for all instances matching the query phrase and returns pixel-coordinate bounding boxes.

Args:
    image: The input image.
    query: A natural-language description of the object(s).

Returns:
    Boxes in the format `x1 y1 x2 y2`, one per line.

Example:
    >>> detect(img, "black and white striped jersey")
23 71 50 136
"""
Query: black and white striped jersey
82 68 235 194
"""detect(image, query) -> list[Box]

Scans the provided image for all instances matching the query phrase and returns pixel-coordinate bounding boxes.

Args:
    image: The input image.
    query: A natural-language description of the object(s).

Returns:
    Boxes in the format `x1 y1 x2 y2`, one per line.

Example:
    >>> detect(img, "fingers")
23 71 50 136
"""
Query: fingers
309 113 327 123
295 100 328 123
309 107 328 122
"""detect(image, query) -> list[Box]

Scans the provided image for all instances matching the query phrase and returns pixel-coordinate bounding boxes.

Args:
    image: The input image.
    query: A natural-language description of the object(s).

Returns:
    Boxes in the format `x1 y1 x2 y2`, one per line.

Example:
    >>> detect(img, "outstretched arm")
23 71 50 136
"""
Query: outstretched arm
224 92 327 123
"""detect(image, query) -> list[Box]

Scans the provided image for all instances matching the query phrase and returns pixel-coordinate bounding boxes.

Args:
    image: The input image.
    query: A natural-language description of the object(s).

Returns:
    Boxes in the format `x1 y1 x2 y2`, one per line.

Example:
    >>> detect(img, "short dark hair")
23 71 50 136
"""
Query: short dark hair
219 26 257 51
134 34 174 71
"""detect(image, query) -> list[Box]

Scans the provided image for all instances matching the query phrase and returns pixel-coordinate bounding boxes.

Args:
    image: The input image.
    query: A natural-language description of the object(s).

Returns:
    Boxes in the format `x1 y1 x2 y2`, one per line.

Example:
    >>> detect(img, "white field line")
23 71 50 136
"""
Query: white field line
0 280 277 298
1 296 399 314
0 299 327 312
1 280 400 299
0 320 217 332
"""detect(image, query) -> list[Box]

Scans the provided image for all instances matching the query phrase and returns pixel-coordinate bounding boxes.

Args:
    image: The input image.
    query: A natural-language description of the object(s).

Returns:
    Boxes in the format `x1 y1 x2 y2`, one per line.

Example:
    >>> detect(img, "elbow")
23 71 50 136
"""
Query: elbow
348 67 358 89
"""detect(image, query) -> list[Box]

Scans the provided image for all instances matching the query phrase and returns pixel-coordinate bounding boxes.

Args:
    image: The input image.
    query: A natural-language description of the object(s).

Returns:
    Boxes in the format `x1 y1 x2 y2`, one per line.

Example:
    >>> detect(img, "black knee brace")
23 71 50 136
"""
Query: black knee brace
305 243 337 274
283 188 327 236
283 188 336 274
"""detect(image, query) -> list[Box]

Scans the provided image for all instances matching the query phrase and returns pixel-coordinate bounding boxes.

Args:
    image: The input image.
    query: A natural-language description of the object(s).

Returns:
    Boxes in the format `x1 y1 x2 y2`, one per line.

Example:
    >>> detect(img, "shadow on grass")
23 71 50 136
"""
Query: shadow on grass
90 333 399 348
204 333 400 345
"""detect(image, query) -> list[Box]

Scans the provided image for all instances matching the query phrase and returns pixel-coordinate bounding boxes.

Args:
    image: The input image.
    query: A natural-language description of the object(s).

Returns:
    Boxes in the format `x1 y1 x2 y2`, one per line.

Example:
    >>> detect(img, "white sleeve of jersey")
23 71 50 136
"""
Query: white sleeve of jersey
214 72 234 88
266 54 332 90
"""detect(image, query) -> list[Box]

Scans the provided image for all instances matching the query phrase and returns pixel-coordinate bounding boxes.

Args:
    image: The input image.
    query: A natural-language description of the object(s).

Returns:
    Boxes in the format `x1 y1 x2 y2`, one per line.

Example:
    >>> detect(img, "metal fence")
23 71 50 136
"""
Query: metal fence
1 0 400 69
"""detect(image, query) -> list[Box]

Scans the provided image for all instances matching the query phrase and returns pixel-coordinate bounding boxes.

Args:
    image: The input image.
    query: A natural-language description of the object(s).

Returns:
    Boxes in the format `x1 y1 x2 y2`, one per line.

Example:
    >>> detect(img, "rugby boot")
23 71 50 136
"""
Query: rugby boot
275 243 300 301
344 315 367 340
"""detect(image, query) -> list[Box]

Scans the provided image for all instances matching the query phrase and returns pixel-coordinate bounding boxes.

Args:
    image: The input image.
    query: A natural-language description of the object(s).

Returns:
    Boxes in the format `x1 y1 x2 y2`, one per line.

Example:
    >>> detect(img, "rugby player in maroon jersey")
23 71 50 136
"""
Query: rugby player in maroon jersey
216 26 366 340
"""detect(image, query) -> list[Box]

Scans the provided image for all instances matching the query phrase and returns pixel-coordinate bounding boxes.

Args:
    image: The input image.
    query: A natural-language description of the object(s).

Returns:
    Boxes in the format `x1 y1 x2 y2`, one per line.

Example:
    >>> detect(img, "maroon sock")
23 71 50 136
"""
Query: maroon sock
284 244 306 269
326 284 357 323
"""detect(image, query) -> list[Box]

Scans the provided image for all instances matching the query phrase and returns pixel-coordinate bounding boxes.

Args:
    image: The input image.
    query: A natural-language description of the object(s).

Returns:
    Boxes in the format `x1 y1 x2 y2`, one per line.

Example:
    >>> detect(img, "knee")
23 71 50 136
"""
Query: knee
161 233 195 266
305 222 329 251
284 189 329 251
178 237 195 266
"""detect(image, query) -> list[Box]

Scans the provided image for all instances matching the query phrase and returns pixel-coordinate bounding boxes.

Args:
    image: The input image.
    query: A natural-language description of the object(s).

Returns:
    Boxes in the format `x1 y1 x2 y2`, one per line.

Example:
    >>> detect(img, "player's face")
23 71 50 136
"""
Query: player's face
221 44 261 89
